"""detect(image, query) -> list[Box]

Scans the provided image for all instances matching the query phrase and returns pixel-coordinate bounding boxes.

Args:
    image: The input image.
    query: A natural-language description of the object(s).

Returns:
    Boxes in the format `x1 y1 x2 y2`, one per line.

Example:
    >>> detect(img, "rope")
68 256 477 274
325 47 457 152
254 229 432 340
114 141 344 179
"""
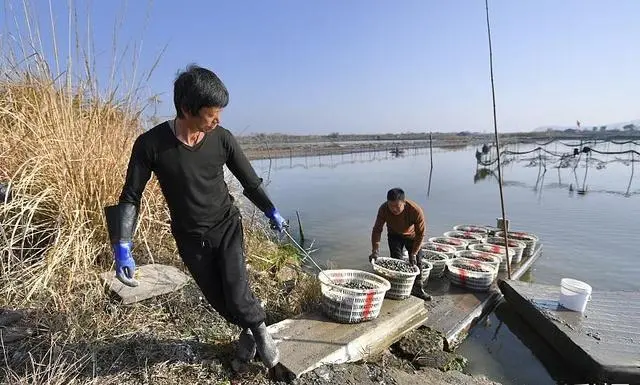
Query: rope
478 146 640 165
529 138 640 147
484 0 512 279
589 148 640 156
611 139 640 145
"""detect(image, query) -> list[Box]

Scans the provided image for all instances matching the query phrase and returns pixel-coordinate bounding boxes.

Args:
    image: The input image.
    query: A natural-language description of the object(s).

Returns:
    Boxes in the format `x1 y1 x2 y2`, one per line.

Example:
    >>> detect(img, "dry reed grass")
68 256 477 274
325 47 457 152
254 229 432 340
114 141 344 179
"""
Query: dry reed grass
0 1 320 383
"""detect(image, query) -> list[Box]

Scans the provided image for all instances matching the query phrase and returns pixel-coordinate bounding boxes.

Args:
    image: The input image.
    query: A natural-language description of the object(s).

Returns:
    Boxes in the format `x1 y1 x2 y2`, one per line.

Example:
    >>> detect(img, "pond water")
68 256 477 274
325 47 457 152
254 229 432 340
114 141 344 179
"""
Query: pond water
249 142 639 384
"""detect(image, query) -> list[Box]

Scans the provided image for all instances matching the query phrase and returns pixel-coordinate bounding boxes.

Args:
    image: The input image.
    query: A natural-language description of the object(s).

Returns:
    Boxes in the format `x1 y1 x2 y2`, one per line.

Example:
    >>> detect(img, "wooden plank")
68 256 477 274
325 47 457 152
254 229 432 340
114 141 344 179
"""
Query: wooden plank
423 243 543 350
499 279 640 384
100 264 191 304
267 296 428 378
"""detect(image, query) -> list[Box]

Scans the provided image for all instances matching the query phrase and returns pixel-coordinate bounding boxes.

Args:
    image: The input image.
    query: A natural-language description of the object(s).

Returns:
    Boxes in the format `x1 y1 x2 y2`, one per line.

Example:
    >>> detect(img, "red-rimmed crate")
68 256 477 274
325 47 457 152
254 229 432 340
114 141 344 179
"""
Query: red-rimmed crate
445 259 497 291
372 257 420 300
421 242 457 259
486 236 526 263
444 230 485 246
452 224 489 240
428 236 469 251
468 243 516 272
319 269 391 323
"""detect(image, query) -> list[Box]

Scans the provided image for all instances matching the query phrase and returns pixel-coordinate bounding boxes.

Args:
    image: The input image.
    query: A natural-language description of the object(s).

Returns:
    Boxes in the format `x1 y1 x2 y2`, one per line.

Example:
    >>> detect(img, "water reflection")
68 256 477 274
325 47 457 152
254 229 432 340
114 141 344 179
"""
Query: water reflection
474 140 639 197
474 159 639 197
460 301 585 385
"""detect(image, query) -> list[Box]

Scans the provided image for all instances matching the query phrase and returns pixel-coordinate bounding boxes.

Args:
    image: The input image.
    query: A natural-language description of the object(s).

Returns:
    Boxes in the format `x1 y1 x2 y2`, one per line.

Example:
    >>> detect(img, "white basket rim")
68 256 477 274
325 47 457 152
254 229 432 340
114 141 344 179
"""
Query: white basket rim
422 250 449 261
421 242 457 253
428 236 468 247
372 257 420 277
454 250 502 263
318 269 391 293
448 259 498 276
486 237 526 248
444 230 484 241
455 256 500 269
453 224 489 233
495 230 539 241
469 243 516 256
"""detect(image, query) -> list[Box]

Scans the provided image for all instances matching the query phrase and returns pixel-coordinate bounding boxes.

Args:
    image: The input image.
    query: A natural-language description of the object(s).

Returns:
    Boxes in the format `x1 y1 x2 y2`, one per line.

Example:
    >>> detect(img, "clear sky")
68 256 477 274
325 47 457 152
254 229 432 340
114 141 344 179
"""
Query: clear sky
3 0 640 134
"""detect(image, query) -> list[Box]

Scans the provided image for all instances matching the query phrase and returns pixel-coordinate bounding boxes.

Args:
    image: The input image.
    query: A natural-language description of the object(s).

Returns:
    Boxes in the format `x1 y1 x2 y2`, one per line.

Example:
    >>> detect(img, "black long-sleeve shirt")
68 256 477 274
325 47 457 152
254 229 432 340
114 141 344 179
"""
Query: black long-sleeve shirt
119 121 273 237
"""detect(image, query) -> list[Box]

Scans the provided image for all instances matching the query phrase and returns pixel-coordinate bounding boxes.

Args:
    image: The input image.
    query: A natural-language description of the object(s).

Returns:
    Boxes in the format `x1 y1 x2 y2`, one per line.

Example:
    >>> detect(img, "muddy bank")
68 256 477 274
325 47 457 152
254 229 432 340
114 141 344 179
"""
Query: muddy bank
234 326 499 385
226 326 499 385
290 327 499 385
287 356 501 385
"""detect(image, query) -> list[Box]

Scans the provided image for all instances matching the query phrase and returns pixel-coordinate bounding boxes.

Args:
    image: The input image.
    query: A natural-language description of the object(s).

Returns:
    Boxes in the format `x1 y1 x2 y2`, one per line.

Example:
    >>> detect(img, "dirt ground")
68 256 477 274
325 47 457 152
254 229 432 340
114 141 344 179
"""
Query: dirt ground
286 358 501 385
233 348 499 385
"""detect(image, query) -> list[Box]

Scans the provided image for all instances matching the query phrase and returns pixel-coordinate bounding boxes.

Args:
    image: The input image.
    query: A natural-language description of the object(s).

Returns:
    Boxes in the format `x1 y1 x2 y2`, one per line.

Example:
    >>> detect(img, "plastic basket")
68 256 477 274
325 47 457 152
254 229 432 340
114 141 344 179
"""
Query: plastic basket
422 250 449 278
496 231 539 258
419 261 433 285
319 269 391 323
421 242 457 258
486 236 526 263
428 236 468 251
445 259 497 291
372 257 420 300
452 225 489 239
454 250 501 276
443 230 485 246
468 243 515 271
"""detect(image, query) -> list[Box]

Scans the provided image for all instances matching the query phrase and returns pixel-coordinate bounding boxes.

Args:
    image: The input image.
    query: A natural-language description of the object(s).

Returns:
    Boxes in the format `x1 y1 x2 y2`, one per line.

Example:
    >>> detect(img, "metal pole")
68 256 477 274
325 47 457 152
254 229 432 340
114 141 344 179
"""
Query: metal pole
429 132 433 170
485 0 512 279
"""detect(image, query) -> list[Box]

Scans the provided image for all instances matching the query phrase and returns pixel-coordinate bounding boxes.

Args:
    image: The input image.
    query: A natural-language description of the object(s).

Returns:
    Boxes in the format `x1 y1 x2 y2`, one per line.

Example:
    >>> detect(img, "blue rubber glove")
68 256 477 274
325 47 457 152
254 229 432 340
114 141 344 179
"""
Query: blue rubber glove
265 207 287 233
113 241 138 287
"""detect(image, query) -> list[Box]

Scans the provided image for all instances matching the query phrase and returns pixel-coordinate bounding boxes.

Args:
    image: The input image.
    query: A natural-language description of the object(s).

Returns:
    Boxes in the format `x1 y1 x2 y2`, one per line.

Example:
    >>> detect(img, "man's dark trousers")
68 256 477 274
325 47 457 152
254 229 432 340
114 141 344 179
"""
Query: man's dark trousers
174 213 265 329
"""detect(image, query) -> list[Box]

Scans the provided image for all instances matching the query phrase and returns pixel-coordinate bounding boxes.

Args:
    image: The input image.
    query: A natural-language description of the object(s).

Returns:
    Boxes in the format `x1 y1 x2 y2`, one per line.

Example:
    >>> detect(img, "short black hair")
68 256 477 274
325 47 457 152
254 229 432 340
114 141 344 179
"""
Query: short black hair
173 64 229 118
387 188 405 201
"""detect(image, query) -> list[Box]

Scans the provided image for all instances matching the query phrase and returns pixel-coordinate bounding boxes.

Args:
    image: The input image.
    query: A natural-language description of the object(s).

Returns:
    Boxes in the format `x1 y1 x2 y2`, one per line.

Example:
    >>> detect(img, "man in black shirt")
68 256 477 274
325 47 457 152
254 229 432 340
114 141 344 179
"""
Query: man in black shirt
104 65 287 377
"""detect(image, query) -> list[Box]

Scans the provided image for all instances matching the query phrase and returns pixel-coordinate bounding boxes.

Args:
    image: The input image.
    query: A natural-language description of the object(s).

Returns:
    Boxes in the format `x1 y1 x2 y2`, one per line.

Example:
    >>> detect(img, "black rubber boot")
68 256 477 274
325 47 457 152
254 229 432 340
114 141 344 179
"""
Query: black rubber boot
230 328 256 372
412 254 432 301
251 322 280 369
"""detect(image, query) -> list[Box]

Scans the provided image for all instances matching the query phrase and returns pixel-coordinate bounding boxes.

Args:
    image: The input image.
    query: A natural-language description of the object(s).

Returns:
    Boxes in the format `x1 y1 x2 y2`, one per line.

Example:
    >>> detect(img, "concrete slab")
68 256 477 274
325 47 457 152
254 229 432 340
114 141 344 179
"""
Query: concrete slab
100 264 191 304
499 279 640 384
267 296 428 378
424 242 542 350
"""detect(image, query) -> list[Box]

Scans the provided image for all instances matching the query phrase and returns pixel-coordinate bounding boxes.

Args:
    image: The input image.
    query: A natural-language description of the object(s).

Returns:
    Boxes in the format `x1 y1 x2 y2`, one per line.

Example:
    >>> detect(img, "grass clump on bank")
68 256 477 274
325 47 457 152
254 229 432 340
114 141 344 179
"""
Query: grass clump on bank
0 8 320 385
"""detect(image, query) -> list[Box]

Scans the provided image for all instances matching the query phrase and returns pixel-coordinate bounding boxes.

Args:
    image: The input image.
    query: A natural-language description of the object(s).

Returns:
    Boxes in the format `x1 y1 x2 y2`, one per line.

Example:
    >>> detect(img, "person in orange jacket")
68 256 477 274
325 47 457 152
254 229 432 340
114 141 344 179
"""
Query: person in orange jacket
368 187 431 301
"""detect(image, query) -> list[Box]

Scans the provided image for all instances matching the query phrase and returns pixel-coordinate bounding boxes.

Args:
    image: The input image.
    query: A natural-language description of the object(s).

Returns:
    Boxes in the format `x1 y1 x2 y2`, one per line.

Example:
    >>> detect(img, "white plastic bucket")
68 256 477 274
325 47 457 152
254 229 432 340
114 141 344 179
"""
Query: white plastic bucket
559 278 592 313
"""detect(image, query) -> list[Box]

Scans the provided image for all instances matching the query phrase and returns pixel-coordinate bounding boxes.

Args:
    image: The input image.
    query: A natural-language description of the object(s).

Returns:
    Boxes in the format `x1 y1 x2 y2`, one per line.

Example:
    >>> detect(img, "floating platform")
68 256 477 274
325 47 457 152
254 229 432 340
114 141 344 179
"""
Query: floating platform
423 242 543 350
499 279 640 384
267 296 428 378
